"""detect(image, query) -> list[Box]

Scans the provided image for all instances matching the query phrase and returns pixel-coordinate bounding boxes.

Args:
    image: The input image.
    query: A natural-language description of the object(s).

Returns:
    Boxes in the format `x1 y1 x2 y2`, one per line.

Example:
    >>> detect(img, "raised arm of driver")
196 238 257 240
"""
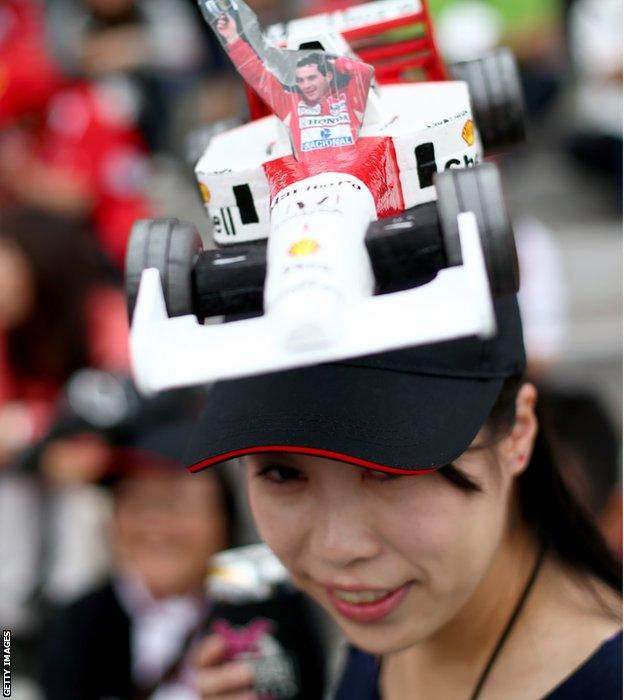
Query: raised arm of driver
195 634 258 700
226 37 291 117
215 13 239 44
333 55 374 77
332 55 374 111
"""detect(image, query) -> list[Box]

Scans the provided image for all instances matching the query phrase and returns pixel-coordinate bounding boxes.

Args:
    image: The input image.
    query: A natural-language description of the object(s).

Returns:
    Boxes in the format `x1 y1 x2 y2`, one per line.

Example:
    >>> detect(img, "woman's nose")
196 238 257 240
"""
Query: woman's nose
310 500 382 568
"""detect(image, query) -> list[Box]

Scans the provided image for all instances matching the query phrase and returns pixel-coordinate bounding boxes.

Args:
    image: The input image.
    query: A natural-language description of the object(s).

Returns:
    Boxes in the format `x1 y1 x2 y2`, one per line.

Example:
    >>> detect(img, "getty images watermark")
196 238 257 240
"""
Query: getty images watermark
3 630 10 697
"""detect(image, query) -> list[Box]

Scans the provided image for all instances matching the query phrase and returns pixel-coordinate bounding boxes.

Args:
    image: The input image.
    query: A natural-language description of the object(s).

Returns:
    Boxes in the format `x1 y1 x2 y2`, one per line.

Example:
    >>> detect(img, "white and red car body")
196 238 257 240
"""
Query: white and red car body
130 0 496 393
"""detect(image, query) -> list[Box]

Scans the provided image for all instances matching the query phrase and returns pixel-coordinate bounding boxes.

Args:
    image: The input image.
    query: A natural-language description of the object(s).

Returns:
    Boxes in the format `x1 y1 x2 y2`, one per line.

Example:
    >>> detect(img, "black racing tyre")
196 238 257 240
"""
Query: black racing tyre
450 48 526 152
365 204 446 292
125 218 203 322
434 164 519 298
194 243 267 320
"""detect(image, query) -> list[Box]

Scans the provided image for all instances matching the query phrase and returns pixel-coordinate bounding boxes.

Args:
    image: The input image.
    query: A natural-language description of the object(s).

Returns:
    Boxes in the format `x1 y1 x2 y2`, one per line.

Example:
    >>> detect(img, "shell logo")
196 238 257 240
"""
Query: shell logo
288 239 320 257
199 183 211 203
462 119 475 146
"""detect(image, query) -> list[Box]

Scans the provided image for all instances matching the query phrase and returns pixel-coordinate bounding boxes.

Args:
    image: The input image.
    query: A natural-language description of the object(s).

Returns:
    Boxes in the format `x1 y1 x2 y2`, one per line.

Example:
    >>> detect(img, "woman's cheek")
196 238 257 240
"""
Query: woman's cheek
389 485 496 600
247 486 309 568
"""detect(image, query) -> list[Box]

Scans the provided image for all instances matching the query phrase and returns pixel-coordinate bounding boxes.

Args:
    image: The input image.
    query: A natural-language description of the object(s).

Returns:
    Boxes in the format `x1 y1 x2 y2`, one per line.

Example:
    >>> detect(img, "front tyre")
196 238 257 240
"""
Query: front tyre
125 218 203 322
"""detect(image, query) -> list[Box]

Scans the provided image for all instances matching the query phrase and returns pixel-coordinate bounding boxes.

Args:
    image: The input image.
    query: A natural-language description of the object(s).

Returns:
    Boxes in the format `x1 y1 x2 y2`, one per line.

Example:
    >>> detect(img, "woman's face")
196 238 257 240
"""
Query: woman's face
245 437 517 655
113 472 229 598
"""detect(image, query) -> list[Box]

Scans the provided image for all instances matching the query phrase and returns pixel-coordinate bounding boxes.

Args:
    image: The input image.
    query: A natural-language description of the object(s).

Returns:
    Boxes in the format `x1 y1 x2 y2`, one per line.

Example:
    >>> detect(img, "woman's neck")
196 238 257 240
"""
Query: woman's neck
382 524 542 697
425 525 539 665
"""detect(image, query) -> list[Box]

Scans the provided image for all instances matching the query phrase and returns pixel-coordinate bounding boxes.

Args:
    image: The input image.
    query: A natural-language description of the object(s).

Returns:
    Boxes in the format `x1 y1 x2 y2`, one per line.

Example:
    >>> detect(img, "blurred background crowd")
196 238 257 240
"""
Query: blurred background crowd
0 0 621 698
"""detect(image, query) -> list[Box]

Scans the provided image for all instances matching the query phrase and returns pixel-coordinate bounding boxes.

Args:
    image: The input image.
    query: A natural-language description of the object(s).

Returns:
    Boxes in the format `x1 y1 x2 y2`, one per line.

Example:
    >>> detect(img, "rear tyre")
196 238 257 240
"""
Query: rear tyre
435 164 519 298
450 48 526 152
125 218 203 322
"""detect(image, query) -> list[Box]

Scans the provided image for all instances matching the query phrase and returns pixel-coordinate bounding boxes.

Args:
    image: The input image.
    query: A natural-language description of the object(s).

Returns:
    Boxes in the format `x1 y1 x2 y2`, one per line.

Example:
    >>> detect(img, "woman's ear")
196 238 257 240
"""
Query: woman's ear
499 383 538 479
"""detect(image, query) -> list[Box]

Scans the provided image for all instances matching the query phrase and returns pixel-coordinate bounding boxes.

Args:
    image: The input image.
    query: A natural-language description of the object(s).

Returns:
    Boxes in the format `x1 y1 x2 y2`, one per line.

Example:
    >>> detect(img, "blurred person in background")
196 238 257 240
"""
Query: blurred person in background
0 0 64 130
0 78 153 270
46 0 208 151
40 419 235 700
0 207 128 452
0 0 154 271
0 207 129 684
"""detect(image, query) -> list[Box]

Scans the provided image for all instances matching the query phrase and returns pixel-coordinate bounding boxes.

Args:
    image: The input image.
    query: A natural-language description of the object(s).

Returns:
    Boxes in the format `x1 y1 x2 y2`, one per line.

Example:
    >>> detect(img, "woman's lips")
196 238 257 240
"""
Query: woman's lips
325 583 412 623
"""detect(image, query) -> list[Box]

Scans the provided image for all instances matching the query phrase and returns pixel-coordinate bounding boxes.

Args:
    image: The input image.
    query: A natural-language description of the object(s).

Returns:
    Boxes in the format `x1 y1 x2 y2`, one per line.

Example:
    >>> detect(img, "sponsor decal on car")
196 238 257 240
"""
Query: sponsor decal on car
414 141 480 188
289 239 321 257
199 182 211 203
462 119 475 146
425 109 469 129
271 178 362 207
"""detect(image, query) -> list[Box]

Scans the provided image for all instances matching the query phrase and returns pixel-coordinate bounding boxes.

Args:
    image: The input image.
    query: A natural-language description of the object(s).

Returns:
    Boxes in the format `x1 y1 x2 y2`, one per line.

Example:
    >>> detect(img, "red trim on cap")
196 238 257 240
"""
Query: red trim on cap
187 445 435 475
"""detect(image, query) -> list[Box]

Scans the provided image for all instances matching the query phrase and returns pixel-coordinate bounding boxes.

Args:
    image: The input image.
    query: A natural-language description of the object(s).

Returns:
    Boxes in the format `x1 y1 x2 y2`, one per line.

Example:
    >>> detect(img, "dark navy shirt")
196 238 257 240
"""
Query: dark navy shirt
333 631 622 700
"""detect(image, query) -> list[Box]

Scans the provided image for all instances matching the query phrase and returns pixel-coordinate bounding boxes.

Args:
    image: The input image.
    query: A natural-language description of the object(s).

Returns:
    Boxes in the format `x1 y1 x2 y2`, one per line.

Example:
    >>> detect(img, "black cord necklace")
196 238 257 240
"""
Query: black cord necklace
468 545 546 700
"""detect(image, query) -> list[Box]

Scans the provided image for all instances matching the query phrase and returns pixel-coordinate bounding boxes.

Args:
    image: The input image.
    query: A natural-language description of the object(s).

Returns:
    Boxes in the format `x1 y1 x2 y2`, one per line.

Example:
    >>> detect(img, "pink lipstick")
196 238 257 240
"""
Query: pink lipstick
325 583 412 623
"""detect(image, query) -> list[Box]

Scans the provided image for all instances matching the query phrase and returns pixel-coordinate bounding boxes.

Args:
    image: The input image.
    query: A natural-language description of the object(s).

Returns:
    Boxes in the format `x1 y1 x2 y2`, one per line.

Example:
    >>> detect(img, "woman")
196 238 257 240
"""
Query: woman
190 296 621 699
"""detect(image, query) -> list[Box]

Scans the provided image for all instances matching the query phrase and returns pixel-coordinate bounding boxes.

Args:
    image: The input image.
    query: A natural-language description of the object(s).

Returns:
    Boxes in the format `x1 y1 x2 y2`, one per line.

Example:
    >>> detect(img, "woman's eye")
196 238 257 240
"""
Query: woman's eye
255 464 304 484
363 469 401 483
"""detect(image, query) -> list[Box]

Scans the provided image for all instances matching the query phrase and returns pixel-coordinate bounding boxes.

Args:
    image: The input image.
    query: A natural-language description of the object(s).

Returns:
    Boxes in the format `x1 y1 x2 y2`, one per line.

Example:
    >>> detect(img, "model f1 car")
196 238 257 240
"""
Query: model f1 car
126 0 525 394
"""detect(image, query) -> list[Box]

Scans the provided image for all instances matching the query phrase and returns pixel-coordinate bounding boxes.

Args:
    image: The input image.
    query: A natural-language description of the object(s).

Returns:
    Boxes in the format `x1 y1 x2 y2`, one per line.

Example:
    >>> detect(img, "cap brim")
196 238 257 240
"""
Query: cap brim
183 363 503 474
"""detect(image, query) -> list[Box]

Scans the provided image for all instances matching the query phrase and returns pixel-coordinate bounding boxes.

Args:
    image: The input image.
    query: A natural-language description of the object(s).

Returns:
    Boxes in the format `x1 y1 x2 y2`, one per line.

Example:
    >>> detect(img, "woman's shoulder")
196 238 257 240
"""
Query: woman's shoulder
520 562 622 699
545 630 622 699
329 635 623 700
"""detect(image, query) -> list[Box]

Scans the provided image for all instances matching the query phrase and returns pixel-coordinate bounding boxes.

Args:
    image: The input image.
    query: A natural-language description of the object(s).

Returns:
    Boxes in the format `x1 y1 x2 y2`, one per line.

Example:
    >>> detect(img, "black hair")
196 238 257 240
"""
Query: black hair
537 389 619 514
441 376 622 594
295 53 329 76
294 52 353 91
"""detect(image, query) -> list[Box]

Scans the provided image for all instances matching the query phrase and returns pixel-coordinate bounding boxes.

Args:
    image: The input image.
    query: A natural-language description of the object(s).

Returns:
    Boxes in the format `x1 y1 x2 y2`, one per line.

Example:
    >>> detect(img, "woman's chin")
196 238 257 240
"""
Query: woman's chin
332 616 425 656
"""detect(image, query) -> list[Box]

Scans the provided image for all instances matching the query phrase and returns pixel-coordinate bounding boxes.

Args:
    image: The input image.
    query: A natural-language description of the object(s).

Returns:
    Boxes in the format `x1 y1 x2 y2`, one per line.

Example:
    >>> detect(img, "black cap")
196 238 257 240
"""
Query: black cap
104 419 196 482
184 296 525 474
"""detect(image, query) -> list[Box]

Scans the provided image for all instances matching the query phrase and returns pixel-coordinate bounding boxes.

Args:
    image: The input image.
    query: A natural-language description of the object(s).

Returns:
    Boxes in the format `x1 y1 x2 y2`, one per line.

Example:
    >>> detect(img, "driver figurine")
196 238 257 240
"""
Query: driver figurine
214 10 374 161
